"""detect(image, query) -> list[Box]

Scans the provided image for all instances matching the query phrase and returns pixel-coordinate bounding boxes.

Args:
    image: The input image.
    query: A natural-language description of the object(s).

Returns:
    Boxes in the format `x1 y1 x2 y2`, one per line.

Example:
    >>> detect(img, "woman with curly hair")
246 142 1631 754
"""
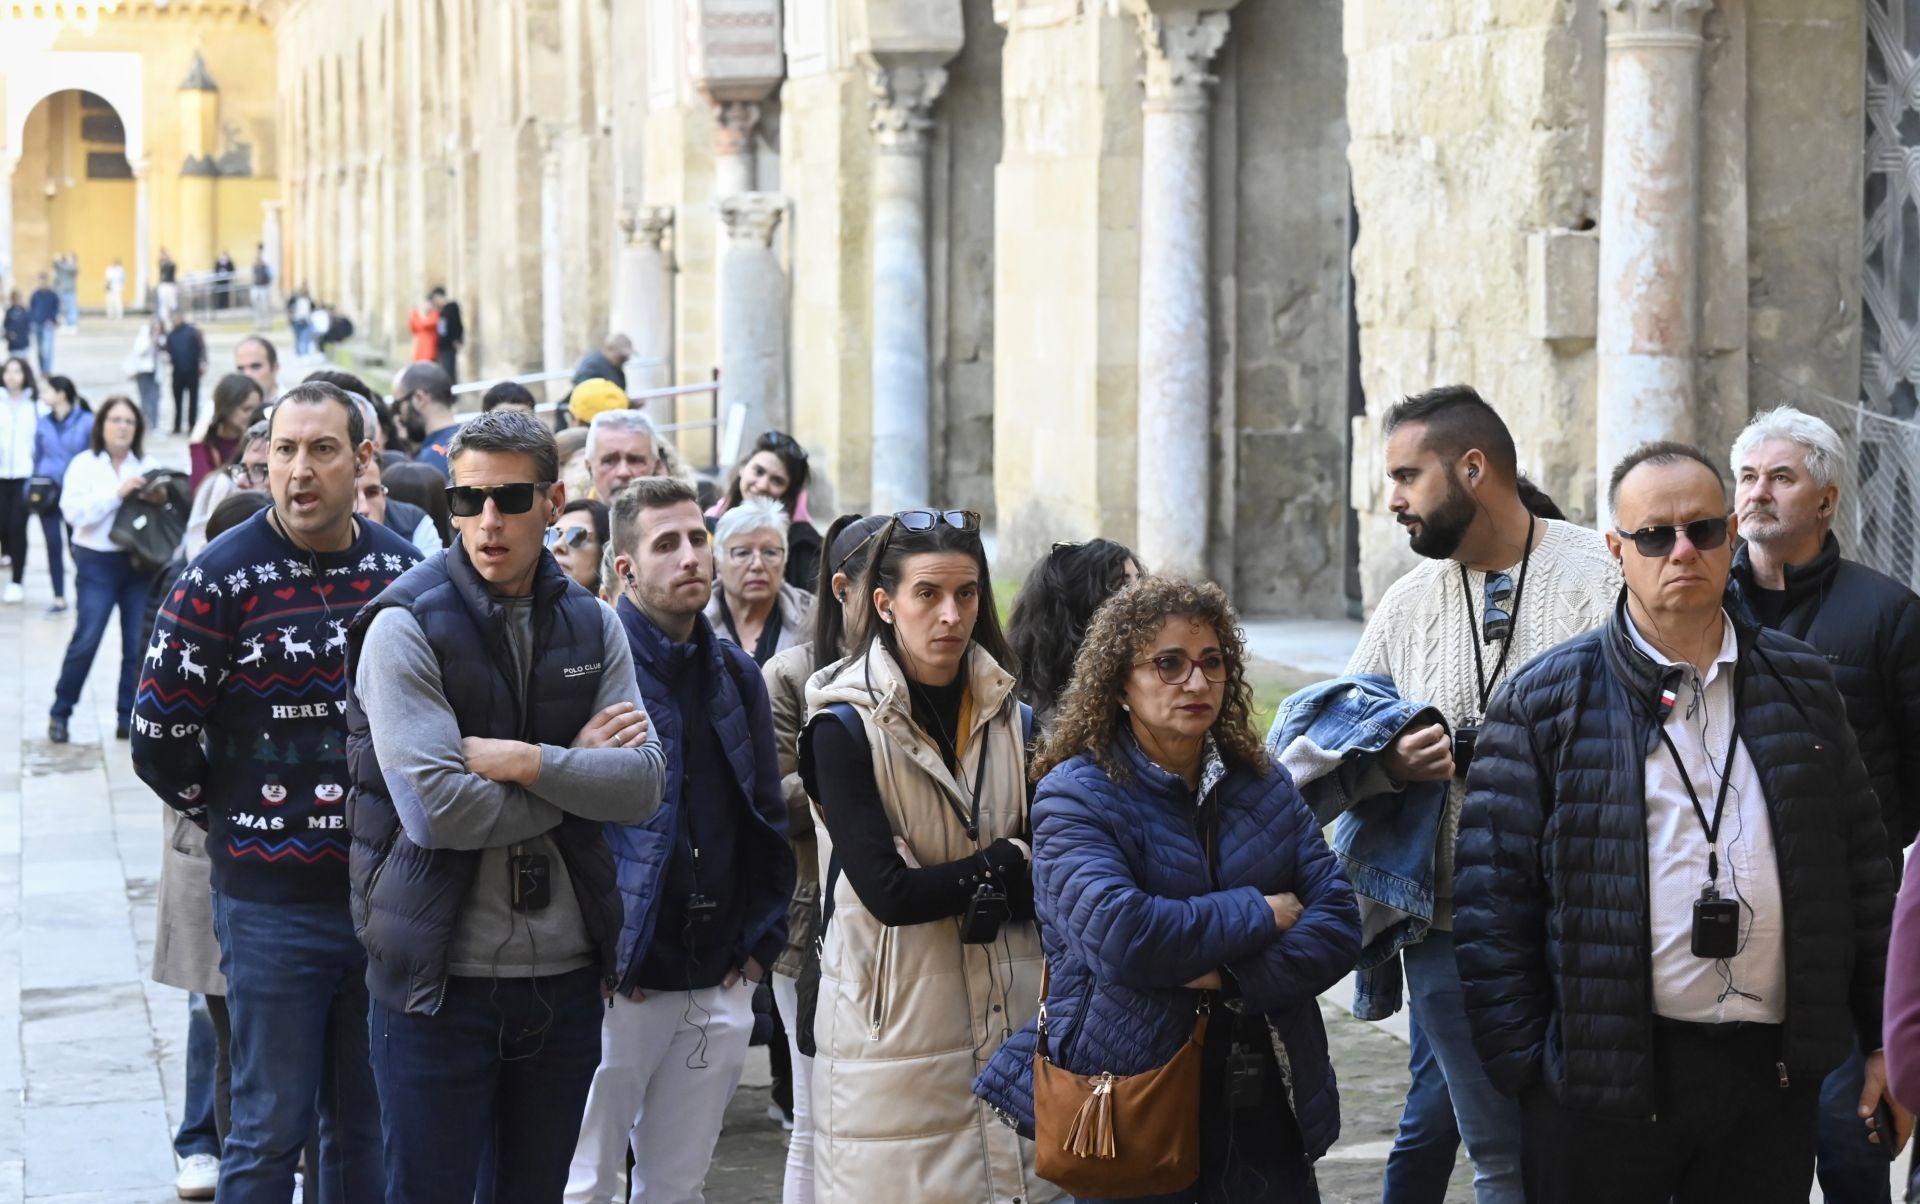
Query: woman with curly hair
802 508 1057 1203
975 577 1360 1203
1007 539 1141 731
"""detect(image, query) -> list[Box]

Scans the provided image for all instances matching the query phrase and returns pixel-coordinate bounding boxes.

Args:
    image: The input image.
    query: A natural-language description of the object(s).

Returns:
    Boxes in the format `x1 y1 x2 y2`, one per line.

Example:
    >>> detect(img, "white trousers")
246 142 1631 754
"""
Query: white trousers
564 981 756 1204
772 973 815 1204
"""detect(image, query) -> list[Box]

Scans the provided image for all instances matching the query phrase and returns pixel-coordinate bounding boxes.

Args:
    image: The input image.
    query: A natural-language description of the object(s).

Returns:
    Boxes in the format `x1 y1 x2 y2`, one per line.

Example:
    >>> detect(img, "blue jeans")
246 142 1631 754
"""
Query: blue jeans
1818 1039 1892 1204
370 966 604 1204
50 547 154 725
1384 1008 1463 1203
136 372 162 429
1402 930 1524 1204
174 993 227 1160
210 891 383 1204
292 320 314 357
39 512 66 599
33 320 55 375
60 289 77 326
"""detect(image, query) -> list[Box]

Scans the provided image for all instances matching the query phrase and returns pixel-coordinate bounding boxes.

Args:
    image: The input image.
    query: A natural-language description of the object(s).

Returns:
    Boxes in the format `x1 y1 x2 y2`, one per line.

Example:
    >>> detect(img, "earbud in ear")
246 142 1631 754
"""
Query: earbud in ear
1468 468 1478 479
623 572 636 586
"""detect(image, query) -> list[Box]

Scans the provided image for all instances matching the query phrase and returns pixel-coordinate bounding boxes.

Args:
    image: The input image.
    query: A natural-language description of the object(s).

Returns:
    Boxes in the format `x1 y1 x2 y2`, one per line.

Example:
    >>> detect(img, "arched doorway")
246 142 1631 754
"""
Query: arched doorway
10 88 136 310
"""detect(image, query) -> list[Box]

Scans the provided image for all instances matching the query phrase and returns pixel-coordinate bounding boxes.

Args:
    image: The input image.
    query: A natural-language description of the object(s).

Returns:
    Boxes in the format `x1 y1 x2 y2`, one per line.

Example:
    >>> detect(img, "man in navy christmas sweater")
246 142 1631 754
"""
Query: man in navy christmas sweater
133 381 419 1204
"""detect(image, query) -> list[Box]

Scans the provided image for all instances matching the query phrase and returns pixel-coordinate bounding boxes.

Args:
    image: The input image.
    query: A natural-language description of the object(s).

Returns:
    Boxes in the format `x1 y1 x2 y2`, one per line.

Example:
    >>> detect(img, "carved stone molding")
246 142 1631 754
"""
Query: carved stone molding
1603 0 1712 42
712 100 764 157
718 192 786 248
623 205 675 250
1136 9 1230 114
866 66 949 152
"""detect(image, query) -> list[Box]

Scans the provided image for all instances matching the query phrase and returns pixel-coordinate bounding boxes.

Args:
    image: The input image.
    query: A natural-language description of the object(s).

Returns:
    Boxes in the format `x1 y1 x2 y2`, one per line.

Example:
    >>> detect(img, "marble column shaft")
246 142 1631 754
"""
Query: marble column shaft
1134 11 1228 581
612 207 678 398
133 165 150 304
1596 0 1712 517
868 66 947 514
718 193 790 448
540 147 567 381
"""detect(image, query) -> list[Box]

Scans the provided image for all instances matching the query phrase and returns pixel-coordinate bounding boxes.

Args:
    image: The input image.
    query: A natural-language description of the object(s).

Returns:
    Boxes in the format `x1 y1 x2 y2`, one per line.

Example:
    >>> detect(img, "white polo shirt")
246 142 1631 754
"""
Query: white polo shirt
1629 610 1786 1024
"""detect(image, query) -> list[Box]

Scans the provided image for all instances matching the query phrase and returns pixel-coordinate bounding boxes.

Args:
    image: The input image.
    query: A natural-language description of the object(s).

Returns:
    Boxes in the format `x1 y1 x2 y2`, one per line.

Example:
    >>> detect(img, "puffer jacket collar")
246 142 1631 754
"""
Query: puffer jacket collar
1600 591 1763 753
811 640 1018 801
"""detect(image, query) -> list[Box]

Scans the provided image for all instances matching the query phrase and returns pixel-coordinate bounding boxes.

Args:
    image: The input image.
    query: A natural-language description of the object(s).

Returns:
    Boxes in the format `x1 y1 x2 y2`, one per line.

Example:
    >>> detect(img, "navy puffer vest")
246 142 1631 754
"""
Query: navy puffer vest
344 541 619 1015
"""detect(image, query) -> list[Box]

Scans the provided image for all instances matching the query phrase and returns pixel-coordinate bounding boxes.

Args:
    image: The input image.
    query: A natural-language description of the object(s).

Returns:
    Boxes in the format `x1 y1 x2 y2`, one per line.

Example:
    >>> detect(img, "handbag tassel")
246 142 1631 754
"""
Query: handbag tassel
1063 1073 1118 1160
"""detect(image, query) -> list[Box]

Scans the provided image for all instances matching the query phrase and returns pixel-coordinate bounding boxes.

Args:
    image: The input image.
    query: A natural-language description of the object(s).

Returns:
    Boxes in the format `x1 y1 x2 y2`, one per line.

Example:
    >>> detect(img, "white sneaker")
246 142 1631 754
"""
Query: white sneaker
2 583 22 604
175 1152 218 1200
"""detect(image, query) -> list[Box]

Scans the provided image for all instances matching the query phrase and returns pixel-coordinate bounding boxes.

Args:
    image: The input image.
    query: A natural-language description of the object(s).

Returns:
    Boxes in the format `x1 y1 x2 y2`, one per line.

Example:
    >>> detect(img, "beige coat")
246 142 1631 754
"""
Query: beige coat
705 580 813 662
153 810 226 997
764 640 823 979
805 644 1056 1204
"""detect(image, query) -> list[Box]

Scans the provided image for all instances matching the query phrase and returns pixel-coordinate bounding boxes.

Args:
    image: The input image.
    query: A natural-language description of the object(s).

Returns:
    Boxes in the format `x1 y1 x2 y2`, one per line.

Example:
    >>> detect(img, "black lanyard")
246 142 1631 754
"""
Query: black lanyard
1655 684 1743 887
1458 514 1536 717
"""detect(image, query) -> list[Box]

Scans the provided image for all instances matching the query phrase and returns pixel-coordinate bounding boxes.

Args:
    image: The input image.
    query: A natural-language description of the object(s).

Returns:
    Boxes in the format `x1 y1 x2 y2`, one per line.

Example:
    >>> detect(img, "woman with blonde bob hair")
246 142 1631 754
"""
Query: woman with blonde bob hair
976 577 1360 1203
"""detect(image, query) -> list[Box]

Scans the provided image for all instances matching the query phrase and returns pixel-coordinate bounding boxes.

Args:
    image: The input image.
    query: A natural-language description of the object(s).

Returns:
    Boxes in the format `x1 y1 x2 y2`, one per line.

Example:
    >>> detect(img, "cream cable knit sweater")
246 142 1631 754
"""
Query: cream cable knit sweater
1347 518 1621 928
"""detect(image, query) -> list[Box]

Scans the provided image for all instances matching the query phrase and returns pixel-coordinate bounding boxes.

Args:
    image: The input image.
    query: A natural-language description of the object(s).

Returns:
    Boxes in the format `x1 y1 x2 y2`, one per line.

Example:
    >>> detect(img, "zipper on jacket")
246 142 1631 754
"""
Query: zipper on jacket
1635 728 1660 1124
867 925 894 1040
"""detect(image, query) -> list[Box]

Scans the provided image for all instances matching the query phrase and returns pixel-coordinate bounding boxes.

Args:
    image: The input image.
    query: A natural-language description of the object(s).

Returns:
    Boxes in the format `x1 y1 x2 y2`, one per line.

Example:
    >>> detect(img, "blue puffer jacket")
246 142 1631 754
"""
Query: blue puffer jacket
610 596 792 994
33 406 92 483
974 730 1361 1174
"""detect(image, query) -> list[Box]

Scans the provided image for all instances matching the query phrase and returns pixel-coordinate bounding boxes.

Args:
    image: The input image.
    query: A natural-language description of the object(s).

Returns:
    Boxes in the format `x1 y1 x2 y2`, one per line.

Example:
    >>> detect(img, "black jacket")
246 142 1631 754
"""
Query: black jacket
1455 597 1893 1118
1727 535 1920 851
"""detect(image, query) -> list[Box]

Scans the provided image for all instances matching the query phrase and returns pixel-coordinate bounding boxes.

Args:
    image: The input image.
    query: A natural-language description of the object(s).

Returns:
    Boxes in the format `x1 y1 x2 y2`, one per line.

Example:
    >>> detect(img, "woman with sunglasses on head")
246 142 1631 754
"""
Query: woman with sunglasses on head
188 374 264 492
708 430 822 591
1008 539 1143 735
31 375 93 614
759 511 891 1204
976 577 1360 1204
548 498 608 594
706 496 814 667
800 508 1055 1203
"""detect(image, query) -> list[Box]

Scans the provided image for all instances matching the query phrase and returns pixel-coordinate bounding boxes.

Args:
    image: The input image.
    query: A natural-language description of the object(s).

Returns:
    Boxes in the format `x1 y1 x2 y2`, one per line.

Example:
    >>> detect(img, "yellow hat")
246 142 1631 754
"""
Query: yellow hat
568 379 629 424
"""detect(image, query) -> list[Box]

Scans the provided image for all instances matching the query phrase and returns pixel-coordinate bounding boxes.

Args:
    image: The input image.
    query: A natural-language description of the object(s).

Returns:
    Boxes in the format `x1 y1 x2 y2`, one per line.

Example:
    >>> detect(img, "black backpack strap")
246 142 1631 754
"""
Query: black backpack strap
800 702 869 949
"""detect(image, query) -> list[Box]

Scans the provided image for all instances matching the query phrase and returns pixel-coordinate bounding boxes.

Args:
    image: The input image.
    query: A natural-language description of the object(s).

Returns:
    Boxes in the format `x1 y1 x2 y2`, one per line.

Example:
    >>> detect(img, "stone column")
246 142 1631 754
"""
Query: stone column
611 206 678 396
867 66 947 514
133 162 151 304
712 101 764 199
0 154 16 299
1132 8 1230 580
718 193 790 446
1596 0 1712 518
261 200 283 292
540 145 567 380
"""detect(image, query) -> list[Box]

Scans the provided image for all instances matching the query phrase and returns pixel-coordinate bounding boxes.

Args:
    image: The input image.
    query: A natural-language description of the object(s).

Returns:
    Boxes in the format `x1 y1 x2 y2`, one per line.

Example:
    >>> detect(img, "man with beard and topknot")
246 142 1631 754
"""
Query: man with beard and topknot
1347 385 1618 1204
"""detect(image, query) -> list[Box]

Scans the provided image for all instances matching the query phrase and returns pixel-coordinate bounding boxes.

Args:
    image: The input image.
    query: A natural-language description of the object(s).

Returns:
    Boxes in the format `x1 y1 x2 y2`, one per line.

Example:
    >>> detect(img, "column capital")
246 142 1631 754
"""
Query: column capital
718 192 787 248
711 99 765 158
621 205 676 250
866 65 949 152
1603 0 1711 42
1135 9 1231 113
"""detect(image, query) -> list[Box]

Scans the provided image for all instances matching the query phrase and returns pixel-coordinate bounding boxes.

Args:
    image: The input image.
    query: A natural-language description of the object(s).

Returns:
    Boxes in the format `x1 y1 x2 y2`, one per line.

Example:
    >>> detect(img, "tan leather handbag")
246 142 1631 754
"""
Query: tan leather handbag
1031 961 1209 1199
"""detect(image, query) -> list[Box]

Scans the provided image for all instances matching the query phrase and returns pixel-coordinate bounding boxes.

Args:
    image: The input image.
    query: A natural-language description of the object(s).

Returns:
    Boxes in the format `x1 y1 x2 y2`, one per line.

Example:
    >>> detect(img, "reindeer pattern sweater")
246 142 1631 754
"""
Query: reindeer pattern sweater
132 508 421 904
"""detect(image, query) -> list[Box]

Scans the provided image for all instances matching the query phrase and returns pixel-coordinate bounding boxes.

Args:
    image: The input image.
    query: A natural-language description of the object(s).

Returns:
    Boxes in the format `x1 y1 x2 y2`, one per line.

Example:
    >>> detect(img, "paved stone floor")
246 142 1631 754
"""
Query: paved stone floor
0 319 1454 1201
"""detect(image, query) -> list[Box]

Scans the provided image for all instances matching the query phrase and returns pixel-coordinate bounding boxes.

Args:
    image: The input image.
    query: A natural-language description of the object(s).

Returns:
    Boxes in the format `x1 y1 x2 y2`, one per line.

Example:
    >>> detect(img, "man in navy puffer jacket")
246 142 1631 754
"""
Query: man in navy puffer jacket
975 729 1360 1192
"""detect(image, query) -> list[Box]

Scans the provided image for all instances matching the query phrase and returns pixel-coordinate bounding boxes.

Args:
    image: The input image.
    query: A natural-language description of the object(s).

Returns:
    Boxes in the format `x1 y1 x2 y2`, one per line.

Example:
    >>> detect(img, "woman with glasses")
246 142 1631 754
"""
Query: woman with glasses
31 375 93 614
760 511 892 1204
549 498 608 594
801 507 1054 1203
48 396 164 744
976 577 1360 1204
187 374 264 492
705 496 814 667
1007 539 1143 734
709 430 822 592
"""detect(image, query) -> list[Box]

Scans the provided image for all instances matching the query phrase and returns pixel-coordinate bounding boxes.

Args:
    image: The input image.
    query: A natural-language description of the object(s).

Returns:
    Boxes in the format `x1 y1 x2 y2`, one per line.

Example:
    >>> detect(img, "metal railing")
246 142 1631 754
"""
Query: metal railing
447 368 742 472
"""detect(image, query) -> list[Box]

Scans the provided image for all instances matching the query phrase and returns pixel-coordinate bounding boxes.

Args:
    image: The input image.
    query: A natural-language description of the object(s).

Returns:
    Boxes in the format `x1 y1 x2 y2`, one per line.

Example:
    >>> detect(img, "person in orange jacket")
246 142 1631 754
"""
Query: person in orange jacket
407 292 440 365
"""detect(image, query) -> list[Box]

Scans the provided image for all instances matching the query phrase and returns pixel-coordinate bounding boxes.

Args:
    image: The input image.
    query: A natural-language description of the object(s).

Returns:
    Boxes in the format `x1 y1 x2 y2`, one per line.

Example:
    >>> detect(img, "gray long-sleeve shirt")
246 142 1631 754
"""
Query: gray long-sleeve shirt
357 597 664 976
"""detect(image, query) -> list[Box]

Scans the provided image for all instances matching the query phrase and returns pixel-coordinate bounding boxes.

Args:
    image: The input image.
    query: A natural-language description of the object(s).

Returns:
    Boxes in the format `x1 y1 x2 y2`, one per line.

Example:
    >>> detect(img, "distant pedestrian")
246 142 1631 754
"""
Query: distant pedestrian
234 335 280 403
165 316 208 435
126 317 166 429
287 287 314 358
396 362 459 477
481 381 535 415
249 247 271 328
105 259 126 322
0 356 39 604
47 396 159 742
430 287 463 382
2 291 27 354
214 251 236 311
54 252 79 329
572 334 633 393
31 375 92 614
407 292 439 366
28 274 60 376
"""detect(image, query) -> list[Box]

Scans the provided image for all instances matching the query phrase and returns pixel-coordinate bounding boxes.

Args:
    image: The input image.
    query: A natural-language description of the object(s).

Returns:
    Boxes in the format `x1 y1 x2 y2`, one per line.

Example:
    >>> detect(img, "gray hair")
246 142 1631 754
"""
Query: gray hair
585 408 659 462
448 410 560 483
714 496 789 553
1730 406 1847 492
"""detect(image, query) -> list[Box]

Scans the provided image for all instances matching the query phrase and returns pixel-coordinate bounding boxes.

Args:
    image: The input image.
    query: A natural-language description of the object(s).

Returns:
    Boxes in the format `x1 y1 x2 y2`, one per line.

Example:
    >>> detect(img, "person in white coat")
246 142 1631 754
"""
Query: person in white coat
0 355 41 603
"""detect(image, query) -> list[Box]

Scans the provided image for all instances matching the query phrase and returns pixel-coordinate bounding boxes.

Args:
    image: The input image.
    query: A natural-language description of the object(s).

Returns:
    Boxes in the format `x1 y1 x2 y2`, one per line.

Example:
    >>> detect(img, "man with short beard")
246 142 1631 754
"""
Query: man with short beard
1348 385 1618 1204
1723 406 1920 1204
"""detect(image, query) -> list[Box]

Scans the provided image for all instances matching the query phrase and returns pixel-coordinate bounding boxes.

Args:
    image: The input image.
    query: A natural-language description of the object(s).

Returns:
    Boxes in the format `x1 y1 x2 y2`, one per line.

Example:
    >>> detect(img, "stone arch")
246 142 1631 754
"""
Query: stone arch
4 51 145 171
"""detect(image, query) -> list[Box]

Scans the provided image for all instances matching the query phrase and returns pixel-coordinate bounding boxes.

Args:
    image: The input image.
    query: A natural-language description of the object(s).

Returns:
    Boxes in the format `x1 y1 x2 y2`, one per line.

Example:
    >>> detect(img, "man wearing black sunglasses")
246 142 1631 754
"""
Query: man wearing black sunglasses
1456 441 1896 1203
346 410 666 1200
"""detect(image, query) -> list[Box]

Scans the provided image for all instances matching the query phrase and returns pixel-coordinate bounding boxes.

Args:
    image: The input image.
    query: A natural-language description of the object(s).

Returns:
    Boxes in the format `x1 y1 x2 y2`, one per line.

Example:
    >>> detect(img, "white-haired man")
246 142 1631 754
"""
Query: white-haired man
1726 405 1920 1204
586 409 668 502
702 497 813 666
